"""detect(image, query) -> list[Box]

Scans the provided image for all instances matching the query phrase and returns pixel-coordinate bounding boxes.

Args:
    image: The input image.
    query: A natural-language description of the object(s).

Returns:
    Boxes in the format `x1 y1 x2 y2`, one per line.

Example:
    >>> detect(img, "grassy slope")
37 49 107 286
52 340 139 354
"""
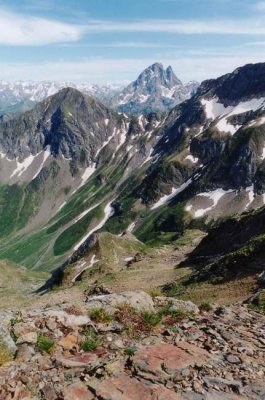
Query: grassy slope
0 260 48 308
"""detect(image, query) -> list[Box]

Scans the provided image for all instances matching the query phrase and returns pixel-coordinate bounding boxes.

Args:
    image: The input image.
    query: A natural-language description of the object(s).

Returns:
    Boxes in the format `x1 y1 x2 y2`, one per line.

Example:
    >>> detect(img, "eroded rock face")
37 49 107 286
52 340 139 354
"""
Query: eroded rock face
85 290 154 313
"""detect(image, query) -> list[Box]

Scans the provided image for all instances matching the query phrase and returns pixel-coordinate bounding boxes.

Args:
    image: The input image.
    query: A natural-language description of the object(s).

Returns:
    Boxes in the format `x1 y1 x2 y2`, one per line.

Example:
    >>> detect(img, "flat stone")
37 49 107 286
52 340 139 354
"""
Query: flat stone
58 353 99 368
226 355 241 364
16 331 37 345
58 333 80 350
44 309 91 328
152 385 181 399
132 342 210 383
41 385 57 400
97 322 123 333
203 375 242 390
88 374 156 400
63 382 94 400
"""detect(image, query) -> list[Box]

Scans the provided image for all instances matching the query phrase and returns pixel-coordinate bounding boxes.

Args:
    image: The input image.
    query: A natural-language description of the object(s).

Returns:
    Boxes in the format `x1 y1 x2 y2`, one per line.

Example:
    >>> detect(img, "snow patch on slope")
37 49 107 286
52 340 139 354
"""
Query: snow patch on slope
189 189 234 218
11 153 40 178
74 203 101 223
202 96 265 136
201 98 230 120
95 128 118 157
185 155 199 164
151 179 192 210
32 147 51 179
73 200 115 251
79 164 96 187
244 185 255 210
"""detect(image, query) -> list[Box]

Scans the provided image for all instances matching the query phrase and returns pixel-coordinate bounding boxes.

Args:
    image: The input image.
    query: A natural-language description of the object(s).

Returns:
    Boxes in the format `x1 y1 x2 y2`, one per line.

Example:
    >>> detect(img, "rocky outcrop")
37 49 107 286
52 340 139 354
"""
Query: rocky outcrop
85 291 154 313
0 325 17 364
0 292 264 399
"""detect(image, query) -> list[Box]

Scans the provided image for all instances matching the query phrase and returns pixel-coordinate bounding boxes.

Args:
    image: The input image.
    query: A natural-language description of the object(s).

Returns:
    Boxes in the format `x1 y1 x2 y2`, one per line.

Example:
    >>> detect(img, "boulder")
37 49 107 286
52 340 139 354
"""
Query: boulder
85 291 154 313
0 325 17 365
154 297 199 314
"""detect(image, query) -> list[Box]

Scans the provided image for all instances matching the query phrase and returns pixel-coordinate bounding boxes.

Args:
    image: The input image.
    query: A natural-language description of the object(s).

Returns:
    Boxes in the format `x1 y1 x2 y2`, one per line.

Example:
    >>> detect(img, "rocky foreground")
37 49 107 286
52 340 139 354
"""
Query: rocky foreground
0 289 264 400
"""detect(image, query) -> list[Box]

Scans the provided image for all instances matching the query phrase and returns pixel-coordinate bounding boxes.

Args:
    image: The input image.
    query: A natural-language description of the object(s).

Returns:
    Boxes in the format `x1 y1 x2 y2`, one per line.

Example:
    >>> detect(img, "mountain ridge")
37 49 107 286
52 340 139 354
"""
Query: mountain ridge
0 62 264 285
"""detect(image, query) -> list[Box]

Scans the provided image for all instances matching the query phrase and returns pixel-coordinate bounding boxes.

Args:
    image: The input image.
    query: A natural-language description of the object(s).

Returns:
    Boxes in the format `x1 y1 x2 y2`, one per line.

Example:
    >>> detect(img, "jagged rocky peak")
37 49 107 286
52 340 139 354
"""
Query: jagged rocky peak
114 63 199 114
135 63 182 90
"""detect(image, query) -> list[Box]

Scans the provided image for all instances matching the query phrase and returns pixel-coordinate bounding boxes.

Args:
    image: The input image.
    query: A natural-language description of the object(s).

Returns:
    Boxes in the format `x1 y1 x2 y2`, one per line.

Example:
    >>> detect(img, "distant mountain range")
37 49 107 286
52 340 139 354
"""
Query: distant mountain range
0 80 122 115
0 63 199 116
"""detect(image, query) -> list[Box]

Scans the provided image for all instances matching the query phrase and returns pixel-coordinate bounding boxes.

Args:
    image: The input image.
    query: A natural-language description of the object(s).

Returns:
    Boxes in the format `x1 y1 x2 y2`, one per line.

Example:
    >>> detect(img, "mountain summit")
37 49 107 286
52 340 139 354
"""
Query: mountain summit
113 63 199 114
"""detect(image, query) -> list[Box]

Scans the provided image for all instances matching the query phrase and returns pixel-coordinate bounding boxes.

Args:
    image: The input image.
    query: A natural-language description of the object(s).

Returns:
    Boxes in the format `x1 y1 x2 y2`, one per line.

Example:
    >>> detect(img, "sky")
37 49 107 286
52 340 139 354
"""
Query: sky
0 0 264 84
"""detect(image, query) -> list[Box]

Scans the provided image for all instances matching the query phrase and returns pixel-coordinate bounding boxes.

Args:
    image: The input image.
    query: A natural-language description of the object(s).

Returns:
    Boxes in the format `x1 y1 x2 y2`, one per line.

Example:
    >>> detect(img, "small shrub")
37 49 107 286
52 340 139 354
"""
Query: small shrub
64 305 84 316
81 327 100 352
37 333 54 353
81 340 98 352
64 373 73 382
142 311 162 328
114 305 163 337
0 336 14 366
148 288 163 299
158 306 193 325
124 347 137 356
200 302 213 312
89 307 112 323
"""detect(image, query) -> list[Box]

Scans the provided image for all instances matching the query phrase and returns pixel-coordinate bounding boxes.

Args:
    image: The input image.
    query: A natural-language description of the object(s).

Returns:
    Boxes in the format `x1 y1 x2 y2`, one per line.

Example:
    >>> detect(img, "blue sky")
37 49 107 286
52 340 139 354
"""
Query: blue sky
0 0 264 83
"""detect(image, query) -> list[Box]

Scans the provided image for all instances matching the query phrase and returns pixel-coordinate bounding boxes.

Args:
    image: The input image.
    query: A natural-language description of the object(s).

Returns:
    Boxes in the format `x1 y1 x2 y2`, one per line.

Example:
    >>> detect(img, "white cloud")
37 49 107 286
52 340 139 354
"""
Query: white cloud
83 18 265 35
60 41 183 49
255 2 265 10
0 8 83 45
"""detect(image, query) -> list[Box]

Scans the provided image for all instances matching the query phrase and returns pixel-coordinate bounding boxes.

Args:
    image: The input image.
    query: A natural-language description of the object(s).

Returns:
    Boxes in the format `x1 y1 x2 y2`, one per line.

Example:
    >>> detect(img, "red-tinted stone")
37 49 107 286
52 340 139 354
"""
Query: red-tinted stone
88 374 181 400
92 347 108 357
132 342 209 382
13 388 32 400
88 374 154 400
59 353 98 368
63 382 95 400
